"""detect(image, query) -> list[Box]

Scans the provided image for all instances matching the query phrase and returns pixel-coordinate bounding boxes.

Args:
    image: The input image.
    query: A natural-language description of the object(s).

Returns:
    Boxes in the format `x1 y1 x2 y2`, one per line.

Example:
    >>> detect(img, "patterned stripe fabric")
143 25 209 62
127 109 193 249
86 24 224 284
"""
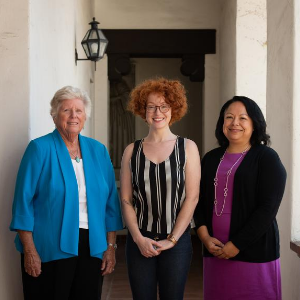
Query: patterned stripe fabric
130 137 187 234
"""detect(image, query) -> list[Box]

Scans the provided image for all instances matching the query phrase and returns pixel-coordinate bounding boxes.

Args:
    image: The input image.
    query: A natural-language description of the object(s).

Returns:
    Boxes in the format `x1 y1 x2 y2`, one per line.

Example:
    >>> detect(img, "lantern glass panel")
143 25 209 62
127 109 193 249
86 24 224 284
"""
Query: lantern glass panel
99 41 108 57
82 43 89 57
90 42 99 56
98 30 107 40
89 30 99 40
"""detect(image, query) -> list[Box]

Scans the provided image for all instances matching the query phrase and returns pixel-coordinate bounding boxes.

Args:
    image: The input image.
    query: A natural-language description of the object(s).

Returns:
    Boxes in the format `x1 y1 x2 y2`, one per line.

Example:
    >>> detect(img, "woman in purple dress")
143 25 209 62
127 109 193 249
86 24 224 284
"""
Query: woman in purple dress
194 96 286 300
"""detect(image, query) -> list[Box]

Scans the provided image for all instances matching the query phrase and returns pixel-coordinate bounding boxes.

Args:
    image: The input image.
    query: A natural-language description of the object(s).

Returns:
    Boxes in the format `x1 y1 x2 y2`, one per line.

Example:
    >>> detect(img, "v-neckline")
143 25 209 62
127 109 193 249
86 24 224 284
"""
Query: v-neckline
141 136 179 165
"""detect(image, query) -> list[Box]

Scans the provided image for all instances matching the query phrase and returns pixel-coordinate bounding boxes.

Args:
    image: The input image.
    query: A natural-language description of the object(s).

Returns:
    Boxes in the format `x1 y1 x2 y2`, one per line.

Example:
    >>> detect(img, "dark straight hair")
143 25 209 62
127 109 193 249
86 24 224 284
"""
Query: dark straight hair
215 96 270 148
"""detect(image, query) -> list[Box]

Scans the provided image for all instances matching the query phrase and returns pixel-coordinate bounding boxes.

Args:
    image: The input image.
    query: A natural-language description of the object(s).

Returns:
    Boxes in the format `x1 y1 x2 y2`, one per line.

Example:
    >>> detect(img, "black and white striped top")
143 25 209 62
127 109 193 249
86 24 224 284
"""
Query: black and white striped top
130 137 188 234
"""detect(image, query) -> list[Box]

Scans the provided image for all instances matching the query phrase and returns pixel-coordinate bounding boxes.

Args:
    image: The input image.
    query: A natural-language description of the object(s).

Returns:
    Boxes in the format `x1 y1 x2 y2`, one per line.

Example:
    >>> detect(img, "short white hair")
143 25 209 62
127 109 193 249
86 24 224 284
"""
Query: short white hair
50 86 92 119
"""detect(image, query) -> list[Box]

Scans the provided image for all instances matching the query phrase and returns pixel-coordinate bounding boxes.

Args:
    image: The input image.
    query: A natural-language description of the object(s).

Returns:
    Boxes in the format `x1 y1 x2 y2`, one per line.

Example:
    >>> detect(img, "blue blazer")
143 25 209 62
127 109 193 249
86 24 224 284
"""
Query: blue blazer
10 129 123 262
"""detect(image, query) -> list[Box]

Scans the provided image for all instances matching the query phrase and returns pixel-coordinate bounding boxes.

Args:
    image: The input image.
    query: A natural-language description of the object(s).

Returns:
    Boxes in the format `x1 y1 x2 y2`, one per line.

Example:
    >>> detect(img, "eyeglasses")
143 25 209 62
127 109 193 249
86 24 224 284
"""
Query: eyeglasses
146 104 170 113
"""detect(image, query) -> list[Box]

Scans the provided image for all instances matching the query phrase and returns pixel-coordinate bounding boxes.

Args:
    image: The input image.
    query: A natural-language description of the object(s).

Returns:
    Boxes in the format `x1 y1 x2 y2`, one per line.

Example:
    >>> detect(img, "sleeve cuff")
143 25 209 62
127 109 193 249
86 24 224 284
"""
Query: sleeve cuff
9 215 34 232
105 216 124 232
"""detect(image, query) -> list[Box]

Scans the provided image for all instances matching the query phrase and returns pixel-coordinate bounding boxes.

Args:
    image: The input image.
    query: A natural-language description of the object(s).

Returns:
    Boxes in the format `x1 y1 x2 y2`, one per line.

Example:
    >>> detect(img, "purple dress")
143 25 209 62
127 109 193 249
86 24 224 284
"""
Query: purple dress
203 152 281 300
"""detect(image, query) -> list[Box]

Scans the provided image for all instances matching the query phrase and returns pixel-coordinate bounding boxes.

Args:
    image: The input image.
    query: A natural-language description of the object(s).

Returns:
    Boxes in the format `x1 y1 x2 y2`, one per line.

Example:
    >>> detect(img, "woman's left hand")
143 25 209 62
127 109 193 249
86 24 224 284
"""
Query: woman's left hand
156 239 175 253
215 241 239 259
101 247 116 275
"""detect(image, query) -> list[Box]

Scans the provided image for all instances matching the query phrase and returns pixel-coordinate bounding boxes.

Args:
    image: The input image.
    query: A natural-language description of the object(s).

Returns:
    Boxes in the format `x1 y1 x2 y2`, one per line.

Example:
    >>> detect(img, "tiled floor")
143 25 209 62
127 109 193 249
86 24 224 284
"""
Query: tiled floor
102 235 203 300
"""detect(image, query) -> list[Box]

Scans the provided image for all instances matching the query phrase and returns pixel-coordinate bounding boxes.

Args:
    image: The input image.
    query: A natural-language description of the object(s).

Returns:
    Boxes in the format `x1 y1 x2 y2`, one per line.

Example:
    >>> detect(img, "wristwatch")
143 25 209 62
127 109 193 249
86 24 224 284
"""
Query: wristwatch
107 243 117 249
167 234 178 245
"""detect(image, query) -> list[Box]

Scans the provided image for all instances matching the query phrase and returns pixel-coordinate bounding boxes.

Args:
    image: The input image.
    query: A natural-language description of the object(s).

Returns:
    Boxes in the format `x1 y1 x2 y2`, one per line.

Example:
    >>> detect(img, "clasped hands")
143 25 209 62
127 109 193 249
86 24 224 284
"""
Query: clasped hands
202 236 239 259
136 236 175 258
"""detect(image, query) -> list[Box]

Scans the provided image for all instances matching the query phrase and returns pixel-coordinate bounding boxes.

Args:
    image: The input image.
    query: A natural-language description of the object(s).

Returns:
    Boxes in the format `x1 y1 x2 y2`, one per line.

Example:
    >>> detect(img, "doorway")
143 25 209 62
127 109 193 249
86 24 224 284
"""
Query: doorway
103 29 215 178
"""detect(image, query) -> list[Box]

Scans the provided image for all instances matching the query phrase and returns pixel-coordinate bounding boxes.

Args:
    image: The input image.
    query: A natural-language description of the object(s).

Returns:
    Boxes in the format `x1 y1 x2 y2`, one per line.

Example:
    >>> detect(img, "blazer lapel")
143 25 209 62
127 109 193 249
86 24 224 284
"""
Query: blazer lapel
79 135 108 255
52 129 79 255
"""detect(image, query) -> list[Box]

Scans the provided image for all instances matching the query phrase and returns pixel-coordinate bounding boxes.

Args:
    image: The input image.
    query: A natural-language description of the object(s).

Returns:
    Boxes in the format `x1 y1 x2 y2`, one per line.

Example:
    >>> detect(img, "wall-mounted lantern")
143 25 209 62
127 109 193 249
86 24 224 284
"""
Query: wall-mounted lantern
75 17 108 70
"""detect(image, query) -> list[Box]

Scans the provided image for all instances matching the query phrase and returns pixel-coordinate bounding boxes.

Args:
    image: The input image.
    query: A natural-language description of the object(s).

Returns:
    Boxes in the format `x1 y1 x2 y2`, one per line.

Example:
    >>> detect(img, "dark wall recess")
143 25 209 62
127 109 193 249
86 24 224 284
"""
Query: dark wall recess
102 29 216 82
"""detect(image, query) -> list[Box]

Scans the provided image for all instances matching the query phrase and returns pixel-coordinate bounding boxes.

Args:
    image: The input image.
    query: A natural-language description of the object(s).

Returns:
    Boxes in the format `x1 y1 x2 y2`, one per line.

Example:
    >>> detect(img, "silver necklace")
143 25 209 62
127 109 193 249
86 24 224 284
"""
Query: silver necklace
214 146 250 216
68 147 80 163
61 135 81 163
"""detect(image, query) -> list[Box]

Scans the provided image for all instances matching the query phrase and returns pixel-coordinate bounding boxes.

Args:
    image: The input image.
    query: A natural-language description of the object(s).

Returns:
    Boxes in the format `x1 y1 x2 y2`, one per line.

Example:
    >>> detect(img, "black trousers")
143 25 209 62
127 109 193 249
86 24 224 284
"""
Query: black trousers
21 229 103 300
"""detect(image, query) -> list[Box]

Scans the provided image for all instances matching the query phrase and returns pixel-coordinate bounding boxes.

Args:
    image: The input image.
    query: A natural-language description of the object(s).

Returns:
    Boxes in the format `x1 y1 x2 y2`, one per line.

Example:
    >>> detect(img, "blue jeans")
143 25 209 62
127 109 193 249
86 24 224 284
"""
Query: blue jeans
126 228 193 300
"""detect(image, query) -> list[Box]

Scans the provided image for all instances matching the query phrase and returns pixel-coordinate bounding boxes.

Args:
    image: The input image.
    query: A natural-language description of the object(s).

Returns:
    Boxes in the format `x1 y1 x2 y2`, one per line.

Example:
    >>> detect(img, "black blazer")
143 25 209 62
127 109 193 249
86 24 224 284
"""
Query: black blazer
194 144 287 263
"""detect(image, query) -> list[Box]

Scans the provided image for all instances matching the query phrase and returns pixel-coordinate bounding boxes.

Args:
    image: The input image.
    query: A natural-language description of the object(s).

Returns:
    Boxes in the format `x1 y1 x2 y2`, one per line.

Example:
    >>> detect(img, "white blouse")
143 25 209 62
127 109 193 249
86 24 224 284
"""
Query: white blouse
71 159 88 229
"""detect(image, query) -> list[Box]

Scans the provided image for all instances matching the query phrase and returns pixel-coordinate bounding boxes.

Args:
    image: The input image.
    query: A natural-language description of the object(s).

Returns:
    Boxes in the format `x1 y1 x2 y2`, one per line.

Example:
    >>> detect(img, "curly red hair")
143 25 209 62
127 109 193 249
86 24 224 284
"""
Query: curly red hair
128 78 188 125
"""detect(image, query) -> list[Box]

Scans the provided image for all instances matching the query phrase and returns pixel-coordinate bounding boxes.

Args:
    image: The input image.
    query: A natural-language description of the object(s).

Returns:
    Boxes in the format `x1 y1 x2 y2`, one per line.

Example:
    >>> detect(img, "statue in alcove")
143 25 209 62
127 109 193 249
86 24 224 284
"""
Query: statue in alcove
109 78 135 179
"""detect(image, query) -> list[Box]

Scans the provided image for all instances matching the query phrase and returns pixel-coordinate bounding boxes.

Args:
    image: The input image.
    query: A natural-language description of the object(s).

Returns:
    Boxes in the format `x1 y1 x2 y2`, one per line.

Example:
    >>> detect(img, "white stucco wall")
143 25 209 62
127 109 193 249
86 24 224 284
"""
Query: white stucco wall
29 0 95 140
95 0 221 154
0 1 30 299
236 0 267 114
219 0 267 113
267 0 300 299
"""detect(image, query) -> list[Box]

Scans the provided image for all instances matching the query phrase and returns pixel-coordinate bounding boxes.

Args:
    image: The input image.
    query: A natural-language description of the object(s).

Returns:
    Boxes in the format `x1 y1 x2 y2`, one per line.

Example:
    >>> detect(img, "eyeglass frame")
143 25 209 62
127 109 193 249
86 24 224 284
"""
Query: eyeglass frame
145 104 171 113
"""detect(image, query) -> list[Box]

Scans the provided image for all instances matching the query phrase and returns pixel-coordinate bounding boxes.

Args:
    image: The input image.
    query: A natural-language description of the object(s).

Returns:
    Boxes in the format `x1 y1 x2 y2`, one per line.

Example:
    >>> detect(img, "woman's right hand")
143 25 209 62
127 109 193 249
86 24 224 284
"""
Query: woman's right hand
202 235 224 256
17 230 42 277
24 250 42 277
135 236 162 258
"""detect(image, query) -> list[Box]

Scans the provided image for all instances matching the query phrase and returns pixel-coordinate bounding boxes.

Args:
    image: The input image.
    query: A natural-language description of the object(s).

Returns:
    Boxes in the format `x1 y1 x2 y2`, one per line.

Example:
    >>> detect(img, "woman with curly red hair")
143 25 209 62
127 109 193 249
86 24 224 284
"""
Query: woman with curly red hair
121 78 201 299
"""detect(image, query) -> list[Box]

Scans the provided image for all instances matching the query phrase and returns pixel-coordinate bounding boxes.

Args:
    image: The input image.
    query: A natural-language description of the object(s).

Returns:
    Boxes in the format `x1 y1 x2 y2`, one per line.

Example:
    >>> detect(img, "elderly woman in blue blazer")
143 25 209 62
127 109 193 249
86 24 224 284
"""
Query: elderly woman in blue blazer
10 86 123 300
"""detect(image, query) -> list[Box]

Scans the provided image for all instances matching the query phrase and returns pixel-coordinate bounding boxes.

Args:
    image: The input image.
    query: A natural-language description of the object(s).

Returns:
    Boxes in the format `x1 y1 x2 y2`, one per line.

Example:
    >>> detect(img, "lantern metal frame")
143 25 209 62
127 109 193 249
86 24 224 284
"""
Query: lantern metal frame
75 17 108 70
